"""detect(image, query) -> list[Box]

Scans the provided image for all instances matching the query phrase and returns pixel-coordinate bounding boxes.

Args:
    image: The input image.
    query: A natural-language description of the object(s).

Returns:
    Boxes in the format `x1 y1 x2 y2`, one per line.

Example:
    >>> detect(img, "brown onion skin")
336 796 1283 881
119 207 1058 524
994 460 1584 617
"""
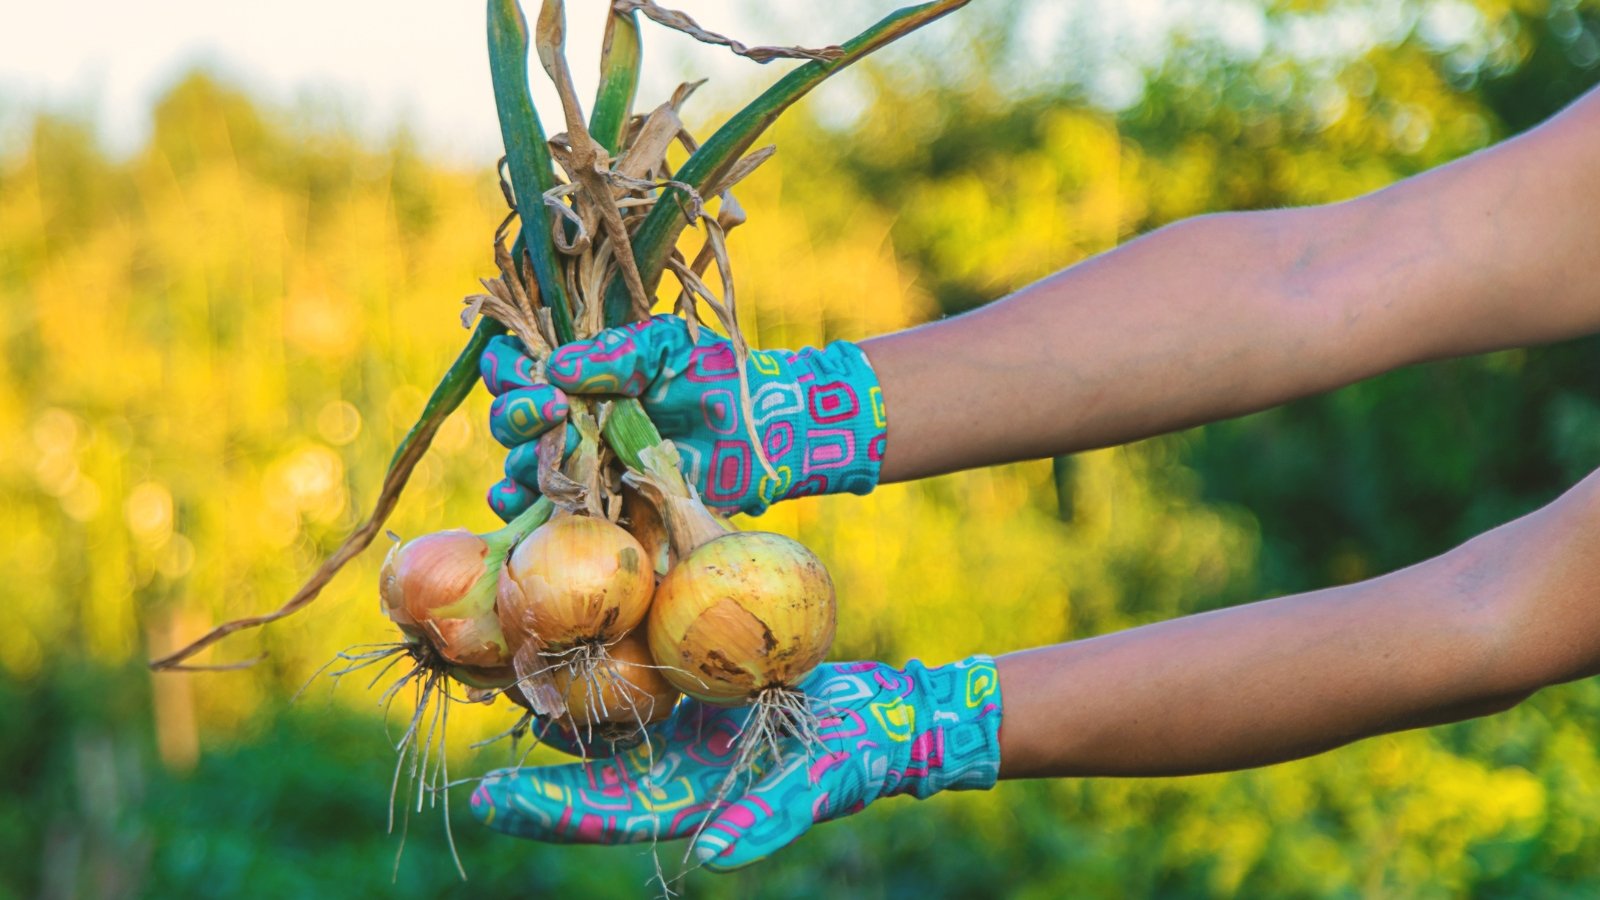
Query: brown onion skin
498 513 655 652
550 629 679 725
621 489 740 579
425 616 512 670
381 529 510 669
620 488 672 578
647 532 836 705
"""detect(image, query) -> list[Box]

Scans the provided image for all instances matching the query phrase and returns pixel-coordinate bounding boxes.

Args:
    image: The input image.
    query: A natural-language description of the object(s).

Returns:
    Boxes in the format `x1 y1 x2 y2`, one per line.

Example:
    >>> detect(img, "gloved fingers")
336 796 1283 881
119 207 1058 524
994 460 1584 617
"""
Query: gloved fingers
472 700 751 845
673 437 765 517
597 432 751 518
487 478 538 523
479 335 542 395
471 759 649 845
490 425 582 522
470 747 710 845
545 315 691 396
488 386 569 448
503 428 580 484
692 756 821 872
503 441 542 487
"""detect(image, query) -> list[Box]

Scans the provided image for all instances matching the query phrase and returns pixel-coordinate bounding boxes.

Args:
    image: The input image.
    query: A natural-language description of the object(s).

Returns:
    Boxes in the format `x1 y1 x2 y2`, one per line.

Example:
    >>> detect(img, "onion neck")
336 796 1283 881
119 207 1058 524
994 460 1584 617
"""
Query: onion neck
627 455 727 558
541 401 607 516
659 492 729 558
426 497 553 630
594 397 726 556
604 399 691 498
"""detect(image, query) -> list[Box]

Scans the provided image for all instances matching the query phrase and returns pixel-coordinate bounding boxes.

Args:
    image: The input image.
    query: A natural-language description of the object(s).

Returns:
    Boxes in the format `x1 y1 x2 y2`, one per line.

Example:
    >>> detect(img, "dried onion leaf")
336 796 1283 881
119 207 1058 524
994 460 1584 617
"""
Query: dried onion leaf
615 0 844 63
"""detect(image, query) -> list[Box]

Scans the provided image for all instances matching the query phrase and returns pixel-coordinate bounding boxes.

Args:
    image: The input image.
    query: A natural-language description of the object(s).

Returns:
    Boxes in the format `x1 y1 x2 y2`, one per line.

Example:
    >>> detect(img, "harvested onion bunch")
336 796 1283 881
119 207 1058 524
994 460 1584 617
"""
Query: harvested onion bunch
147 0 971 879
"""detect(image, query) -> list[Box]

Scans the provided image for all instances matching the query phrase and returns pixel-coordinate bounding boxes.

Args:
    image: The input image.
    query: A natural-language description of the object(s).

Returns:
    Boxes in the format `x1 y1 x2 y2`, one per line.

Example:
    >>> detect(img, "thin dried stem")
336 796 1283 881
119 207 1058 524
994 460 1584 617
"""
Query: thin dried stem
615 0 844 63
543 183 591 254
666 254 776 482
148 315 497 673
158 657 267 672
613 103 682 184
466 236 554 359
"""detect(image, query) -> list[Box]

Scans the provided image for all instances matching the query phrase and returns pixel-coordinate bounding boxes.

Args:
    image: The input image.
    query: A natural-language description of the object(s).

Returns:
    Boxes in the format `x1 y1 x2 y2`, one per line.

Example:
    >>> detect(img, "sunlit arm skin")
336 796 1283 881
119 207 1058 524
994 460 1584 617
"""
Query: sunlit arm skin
867 84 1600 483
997 467 1600 779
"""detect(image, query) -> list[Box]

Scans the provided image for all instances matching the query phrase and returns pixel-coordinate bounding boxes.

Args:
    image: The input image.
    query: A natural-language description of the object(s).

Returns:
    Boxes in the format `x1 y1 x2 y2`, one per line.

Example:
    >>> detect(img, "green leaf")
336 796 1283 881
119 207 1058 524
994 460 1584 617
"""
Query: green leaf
389 318 501 470
487 0 576 344
591 7 643 155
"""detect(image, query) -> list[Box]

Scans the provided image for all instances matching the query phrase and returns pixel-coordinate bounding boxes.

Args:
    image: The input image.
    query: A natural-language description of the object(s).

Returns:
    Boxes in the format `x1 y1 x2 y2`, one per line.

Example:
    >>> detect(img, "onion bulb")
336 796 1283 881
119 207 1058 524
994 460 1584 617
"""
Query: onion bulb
378 541 424 640
495 512 656 723
497 512 655 651
620 487 672 578
647 532 836 705
380 529 511 670
450 663 517 699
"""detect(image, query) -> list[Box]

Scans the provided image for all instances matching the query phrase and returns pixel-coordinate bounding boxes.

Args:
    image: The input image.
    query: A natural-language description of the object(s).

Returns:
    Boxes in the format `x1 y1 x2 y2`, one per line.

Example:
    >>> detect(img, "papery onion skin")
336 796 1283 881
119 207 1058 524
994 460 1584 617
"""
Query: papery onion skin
424 614 512 671
551 629 679 724
620 487 672 578
379 539 425 639
498 513 655 651
380 529 511 669
647 532 836 705
622 487 740 578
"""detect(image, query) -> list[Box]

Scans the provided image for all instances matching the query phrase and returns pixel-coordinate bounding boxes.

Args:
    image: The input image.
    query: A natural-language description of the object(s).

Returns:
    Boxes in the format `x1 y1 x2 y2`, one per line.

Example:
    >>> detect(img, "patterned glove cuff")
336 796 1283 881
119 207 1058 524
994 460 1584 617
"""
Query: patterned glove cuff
764 340 887 508
895 656 1005 799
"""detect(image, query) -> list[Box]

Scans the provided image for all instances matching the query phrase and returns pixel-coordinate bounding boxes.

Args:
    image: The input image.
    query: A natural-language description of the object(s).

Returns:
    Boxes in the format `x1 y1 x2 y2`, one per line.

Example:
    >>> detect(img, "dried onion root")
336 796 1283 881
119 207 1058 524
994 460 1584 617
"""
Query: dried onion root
550 628 680 744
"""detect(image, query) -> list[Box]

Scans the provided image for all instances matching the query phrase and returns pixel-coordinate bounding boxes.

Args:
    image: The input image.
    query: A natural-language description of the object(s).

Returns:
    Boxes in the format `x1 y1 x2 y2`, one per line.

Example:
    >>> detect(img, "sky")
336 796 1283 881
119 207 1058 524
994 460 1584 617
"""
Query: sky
0 1 974 163
0 0 1356 166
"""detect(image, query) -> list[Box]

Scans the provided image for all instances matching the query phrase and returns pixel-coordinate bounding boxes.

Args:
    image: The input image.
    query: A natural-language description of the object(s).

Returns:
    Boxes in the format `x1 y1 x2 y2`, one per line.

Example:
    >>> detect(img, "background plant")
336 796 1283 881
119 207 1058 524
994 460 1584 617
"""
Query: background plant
2 1 1599 896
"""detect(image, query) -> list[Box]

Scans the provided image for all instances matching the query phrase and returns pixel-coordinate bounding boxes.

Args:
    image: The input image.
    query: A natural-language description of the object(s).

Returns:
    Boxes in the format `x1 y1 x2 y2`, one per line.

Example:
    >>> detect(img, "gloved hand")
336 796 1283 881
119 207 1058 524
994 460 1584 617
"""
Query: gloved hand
479 315 887 521
470 657 1003 871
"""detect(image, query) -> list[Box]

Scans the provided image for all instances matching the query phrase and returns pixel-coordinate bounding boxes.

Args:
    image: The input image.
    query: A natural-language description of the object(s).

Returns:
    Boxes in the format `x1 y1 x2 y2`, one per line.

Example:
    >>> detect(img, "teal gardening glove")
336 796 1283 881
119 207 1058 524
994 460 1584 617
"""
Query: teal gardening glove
479 315 888 521
469 657 1003 871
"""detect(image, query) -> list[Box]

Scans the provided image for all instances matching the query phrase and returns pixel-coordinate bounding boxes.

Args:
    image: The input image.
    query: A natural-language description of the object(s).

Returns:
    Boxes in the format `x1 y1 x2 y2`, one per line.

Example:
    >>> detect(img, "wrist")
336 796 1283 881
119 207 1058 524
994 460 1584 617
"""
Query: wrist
888 656 1004 798
765 340 886 506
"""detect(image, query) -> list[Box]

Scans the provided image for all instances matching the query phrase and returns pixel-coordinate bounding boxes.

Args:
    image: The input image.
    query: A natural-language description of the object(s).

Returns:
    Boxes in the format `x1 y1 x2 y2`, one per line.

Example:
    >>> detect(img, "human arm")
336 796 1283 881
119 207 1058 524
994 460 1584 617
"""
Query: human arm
483 86 1600 509
869 83 1600 480
999 463 1600 777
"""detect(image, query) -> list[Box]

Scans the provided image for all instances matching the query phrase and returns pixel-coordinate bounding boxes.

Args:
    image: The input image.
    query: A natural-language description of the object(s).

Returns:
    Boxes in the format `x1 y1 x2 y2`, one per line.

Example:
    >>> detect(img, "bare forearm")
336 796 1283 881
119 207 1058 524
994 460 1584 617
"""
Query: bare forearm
995 469 1600 779
867 85 1600 482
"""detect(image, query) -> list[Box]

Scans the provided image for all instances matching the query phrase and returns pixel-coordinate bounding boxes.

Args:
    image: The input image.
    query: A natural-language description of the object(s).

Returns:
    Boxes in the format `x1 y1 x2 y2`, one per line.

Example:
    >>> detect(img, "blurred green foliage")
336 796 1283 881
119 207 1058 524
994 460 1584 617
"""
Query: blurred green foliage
3 0 1600 897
